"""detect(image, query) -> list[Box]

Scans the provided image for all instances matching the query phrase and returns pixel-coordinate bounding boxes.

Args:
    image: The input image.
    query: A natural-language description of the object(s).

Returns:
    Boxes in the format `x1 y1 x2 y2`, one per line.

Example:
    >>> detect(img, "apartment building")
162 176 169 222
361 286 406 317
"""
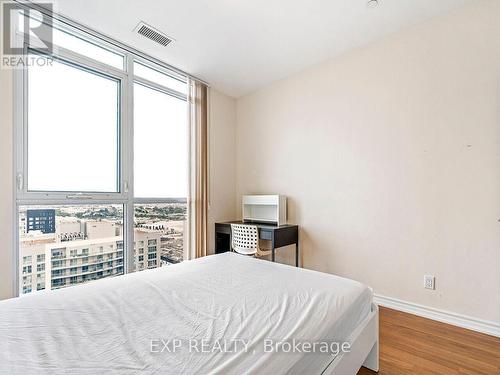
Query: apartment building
133 228 163 271
19 232 54 294
19 222 162 295
27 209 56 234
86 220 119 239
49 236 125 290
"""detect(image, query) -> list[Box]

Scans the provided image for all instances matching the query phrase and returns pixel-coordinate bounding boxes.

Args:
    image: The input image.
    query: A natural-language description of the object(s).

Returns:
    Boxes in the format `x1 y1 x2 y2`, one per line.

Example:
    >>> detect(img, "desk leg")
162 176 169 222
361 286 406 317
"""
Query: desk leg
271 237 276 262
295 242 299 267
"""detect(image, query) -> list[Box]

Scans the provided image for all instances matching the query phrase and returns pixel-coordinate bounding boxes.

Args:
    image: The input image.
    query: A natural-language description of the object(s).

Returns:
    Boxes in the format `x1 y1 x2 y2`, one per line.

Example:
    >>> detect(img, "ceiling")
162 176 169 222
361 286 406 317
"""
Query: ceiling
51 0 473 97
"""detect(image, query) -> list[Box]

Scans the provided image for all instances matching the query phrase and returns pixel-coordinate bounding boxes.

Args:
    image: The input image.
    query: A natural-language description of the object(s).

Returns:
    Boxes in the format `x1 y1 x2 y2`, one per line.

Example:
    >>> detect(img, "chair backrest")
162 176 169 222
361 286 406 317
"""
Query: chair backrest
230 224 259 255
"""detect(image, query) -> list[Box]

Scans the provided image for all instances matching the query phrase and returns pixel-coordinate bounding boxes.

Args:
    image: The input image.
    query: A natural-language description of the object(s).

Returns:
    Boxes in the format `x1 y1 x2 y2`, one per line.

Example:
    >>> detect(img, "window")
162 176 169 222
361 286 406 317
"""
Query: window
17 12 124 69
27 58 120 192
133 62 186 94
18 205 124 294
51 249 65 259
52 260 65 268
15 13 190 296
52 27 124 69
132 64 188 271
134 204 187 265
134 84 188 198
52 279 64 288
52 269 64 277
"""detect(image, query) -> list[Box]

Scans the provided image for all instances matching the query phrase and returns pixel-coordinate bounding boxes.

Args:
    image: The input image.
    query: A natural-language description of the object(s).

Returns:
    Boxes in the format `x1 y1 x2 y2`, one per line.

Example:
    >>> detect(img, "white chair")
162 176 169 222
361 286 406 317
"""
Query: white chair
230 224 271 258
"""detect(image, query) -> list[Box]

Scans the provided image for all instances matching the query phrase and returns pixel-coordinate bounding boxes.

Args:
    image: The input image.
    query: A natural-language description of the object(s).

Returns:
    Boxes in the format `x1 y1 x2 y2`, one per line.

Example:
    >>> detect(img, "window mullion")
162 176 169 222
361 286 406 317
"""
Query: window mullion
124 53 135 274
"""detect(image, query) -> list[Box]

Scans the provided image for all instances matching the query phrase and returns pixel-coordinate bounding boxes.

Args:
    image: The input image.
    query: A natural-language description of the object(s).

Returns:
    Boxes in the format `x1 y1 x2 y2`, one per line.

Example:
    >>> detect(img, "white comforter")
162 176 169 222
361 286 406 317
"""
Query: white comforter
0 253 371 375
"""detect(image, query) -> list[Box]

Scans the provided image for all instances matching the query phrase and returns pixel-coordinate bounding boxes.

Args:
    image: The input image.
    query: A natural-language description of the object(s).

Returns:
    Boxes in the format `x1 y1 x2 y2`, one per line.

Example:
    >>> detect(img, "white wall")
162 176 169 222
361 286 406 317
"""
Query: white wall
236 0 500 323
0 68 14 300
207 89 237 254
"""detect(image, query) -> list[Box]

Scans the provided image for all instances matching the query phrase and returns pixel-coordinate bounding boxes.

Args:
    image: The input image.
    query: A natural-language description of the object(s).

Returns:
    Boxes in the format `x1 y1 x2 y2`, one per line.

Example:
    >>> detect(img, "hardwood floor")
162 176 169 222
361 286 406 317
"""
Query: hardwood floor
357 307 500 375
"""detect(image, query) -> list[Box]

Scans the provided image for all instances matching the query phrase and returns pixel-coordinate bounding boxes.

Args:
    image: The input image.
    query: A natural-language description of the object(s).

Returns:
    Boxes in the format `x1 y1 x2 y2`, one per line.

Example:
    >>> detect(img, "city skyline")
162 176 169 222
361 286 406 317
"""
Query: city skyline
19 203 187 295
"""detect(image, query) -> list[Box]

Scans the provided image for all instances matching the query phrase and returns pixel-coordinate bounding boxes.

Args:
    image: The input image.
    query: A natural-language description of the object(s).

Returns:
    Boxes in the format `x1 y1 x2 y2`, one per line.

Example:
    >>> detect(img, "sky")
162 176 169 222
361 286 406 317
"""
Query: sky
28 58 188 197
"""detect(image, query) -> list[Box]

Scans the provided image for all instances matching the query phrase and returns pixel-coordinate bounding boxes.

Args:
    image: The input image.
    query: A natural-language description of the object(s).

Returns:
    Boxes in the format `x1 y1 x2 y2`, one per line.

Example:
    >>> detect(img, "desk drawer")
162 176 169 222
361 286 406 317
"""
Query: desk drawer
259 230 272 241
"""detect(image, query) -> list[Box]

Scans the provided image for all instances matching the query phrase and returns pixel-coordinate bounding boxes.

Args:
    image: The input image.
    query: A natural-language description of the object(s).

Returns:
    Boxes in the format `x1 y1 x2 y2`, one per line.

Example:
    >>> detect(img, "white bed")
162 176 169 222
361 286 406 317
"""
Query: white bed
0 252 378 375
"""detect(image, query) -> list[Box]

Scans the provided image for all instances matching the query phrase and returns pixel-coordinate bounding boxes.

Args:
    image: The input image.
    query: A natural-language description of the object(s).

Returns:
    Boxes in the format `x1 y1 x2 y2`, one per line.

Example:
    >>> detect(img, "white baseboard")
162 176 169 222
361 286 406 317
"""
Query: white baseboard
373 294 500 338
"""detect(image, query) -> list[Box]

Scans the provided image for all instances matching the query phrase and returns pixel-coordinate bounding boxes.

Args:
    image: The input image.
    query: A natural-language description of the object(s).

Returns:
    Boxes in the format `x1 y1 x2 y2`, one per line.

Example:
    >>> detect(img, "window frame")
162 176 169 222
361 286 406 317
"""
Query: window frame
19 46 128 200
133 57 188 101
13 8 193 297
132 80 190 201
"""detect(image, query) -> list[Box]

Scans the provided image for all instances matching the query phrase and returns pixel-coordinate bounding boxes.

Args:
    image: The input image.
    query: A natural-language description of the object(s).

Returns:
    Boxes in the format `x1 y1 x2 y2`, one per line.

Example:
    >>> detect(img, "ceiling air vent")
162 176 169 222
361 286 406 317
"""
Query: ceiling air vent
134 22 174 47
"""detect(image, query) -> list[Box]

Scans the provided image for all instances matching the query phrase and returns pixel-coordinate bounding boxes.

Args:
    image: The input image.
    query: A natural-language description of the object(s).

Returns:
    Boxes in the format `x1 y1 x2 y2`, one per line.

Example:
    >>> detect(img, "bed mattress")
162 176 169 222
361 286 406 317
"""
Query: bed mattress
0 252 372 374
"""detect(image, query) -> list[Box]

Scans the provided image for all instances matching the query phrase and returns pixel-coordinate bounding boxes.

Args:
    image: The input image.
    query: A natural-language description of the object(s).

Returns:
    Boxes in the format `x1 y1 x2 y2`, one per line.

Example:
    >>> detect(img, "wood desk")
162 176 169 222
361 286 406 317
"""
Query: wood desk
214 221 299 267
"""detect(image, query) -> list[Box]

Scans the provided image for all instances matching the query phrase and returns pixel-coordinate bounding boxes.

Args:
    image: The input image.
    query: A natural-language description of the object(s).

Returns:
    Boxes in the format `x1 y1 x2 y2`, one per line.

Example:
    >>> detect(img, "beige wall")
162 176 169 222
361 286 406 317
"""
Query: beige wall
207 89 237 254
0 0 497 327
0 68 14 300
236 0 500 323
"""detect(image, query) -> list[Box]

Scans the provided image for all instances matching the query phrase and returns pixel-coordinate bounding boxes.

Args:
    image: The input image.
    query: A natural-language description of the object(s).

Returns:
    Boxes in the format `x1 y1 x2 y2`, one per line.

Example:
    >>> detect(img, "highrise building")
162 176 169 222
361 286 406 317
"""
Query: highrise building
19 222 162 295
26 209 56 234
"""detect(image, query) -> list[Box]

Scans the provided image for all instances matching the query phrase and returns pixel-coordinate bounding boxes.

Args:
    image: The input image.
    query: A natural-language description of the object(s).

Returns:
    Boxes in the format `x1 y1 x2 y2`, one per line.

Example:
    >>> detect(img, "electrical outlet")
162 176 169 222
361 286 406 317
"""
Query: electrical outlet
424 275 435 290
